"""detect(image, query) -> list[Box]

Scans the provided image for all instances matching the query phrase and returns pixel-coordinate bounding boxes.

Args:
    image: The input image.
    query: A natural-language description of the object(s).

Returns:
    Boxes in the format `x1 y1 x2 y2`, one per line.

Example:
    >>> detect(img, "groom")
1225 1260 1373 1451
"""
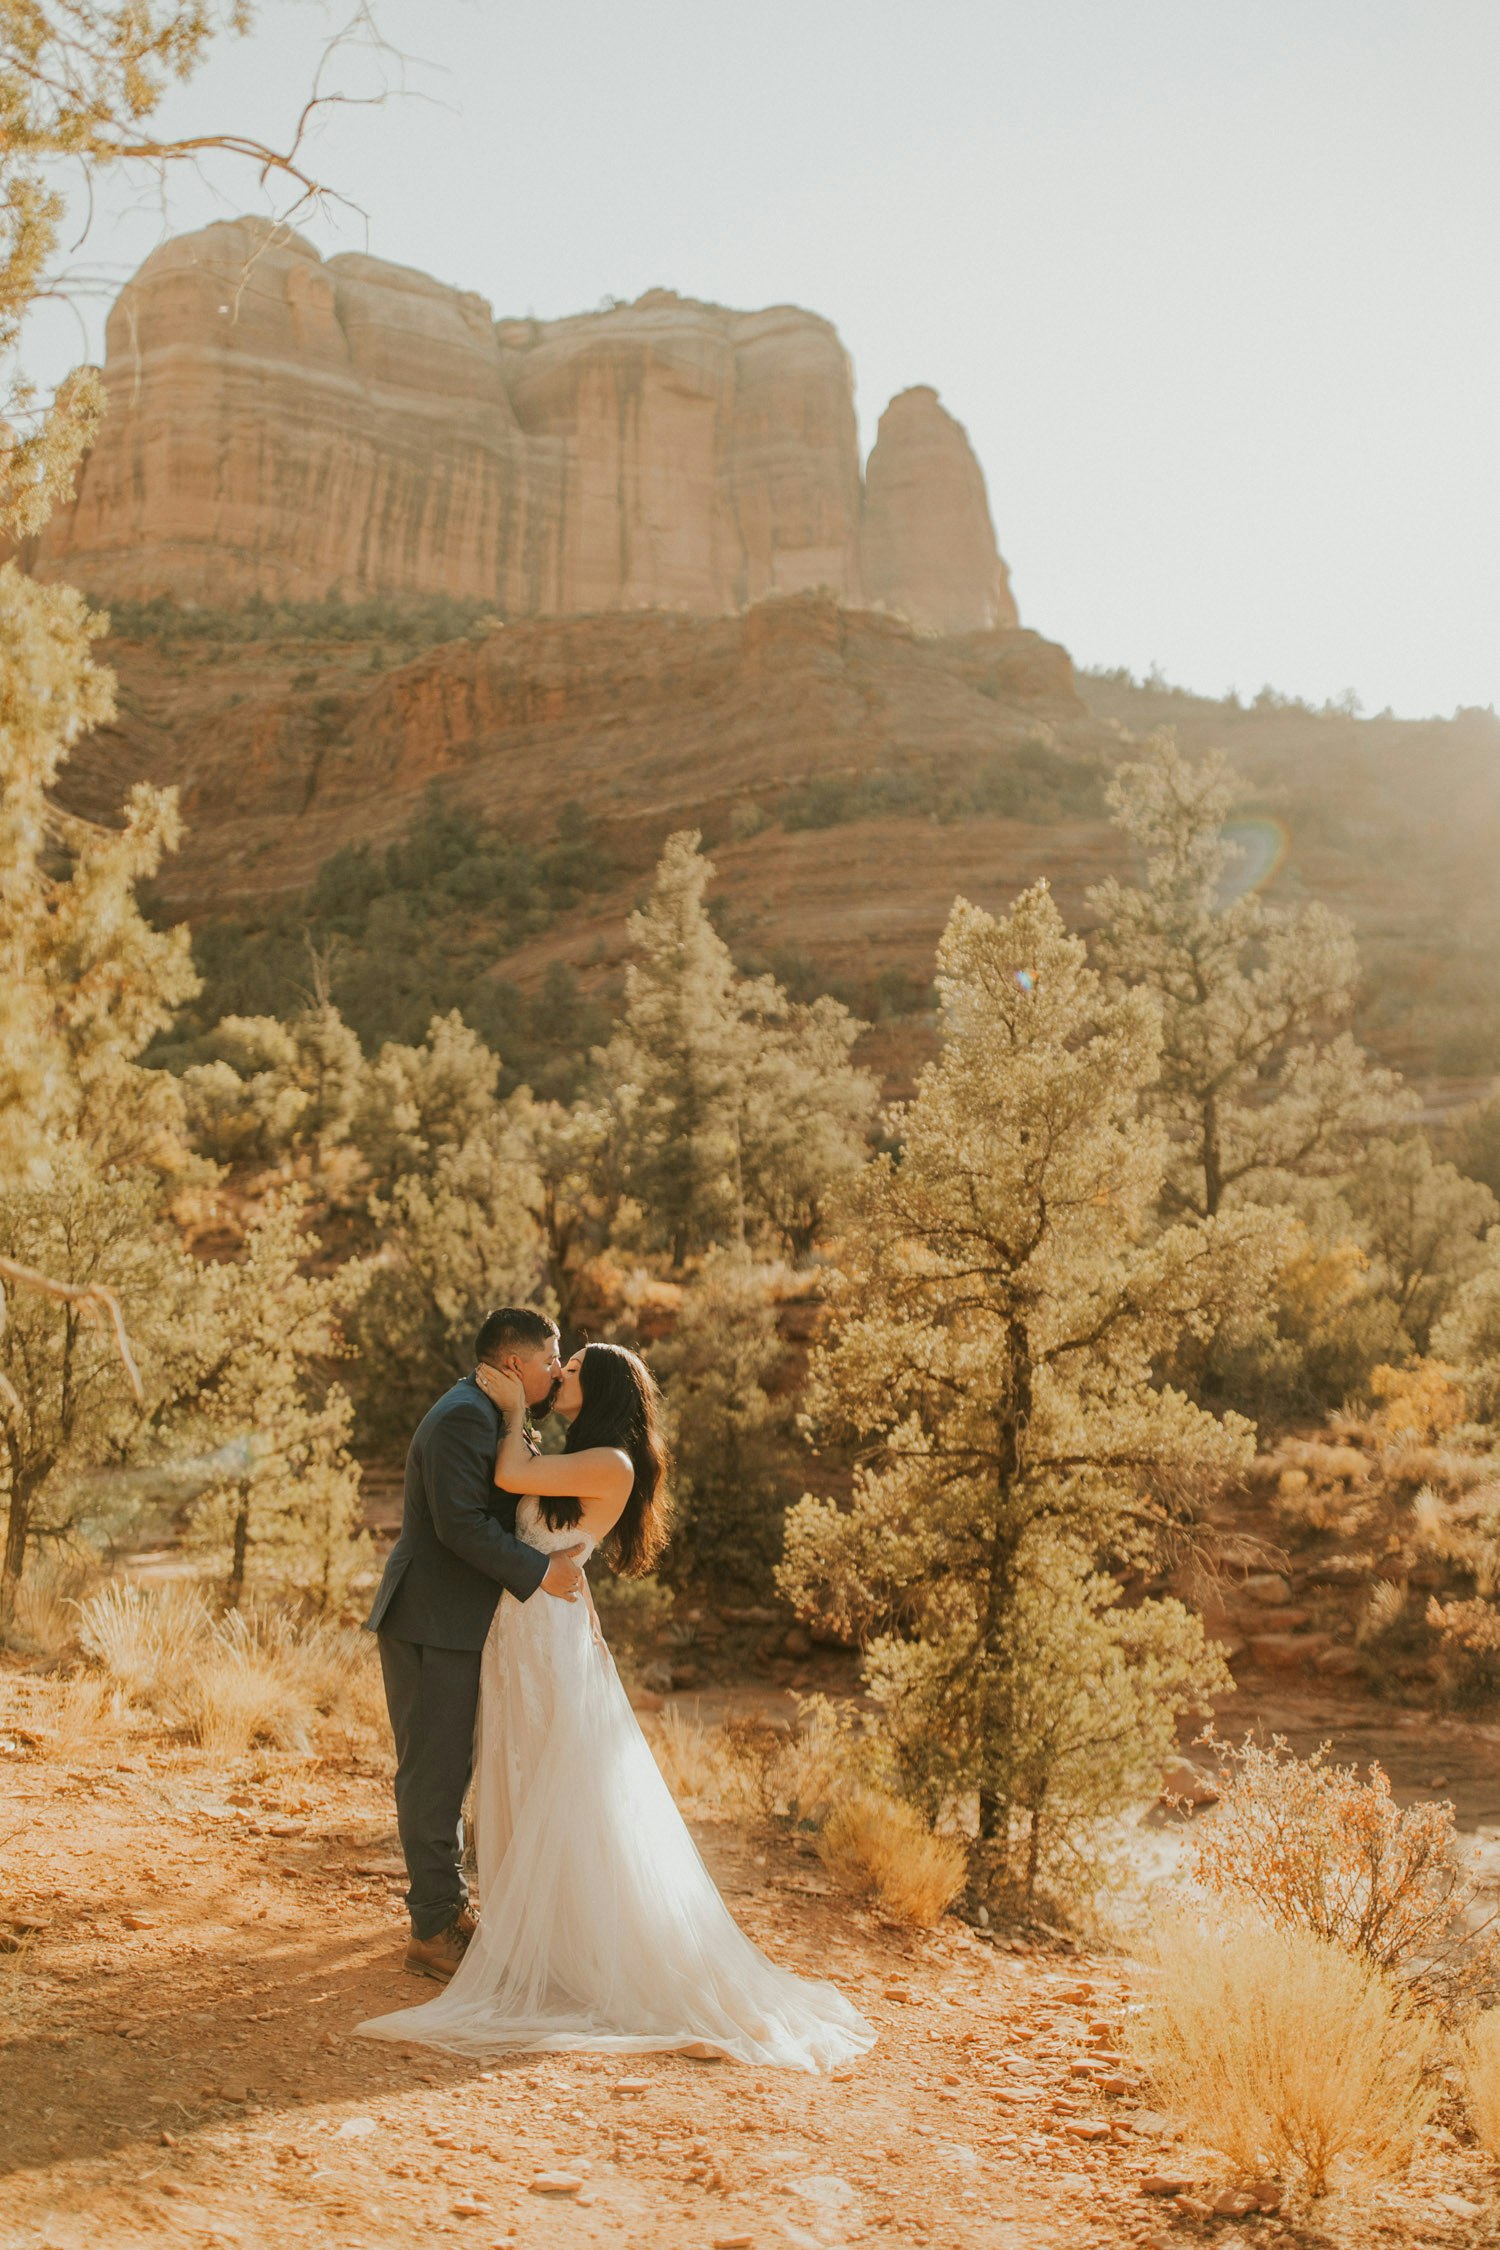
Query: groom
365 1306 586 1982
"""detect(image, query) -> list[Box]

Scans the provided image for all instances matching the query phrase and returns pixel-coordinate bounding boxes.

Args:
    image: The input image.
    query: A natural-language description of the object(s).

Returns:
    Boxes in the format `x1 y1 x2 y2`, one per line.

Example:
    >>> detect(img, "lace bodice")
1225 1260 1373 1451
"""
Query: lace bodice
515 1495 596 1566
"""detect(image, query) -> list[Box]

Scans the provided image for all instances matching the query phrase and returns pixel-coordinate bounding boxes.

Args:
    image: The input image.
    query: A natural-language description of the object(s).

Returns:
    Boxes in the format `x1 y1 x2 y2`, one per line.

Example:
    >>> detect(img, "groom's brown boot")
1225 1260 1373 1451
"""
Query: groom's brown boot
404 1915 471 1983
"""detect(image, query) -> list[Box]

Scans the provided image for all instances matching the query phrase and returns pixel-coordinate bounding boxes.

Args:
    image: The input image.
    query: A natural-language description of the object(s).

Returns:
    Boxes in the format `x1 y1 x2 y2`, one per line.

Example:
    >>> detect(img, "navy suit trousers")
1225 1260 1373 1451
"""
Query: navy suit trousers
378 1634 483 1938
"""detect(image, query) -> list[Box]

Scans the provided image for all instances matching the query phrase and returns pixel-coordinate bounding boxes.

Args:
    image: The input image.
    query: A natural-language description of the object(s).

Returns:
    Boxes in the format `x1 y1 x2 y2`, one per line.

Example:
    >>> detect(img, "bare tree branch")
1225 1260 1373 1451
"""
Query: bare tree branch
0 1259 144 1406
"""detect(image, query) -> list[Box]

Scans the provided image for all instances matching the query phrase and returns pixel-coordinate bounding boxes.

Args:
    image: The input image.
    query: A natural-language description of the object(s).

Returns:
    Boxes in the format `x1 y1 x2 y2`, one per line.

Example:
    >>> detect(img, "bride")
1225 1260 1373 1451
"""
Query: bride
356 1340 874 2071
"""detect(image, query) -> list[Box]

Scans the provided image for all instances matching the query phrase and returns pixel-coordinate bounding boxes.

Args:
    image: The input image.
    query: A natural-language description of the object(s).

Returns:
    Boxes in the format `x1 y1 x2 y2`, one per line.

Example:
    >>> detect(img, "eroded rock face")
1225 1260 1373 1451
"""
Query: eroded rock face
860 387 1017 634
36 220 1012 632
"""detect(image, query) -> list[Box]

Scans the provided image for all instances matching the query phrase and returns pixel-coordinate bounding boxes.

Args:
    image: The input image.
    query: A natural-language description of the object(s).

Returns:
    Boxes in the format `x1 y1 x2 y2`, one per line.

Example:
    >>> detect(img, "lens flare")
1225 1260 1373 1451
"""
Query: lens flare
1219 816 1290 902
1013 969 1035 994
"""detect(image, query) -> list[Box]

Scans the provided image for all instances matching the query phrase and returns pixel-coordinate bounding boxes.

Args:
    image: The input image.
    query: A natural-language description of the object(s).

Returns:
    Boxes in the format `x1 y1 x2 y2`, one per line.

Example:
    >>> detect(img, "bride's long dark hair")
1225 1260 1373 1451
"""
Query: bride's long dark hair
538 1342 671 1577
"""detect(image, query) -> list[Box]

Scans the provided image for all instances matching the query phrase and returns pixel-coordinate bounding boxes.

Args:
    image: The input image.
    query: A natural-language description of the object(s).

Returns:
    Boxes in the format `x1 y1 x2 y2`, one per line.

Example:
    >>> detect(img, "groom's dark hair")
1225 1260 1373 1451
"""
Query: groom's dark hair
474 1307 559 1363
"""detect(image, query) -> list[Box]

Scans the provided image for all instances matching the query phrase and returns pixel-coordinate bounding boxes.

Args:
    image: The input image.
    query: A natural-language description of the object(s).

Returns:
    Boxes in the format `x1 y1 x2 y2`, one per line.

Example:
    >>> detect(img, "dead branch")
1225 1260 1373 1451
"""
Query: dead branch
0 1258 143 1405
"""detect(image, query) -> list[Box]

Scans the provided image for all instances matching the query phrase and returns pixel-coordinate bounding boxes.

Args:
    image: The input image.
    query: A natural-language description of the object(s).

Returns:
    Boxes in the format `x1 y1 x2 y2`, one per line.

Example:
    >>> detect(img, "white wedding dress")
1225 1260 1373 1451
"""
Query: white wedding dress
356 1500 875 2071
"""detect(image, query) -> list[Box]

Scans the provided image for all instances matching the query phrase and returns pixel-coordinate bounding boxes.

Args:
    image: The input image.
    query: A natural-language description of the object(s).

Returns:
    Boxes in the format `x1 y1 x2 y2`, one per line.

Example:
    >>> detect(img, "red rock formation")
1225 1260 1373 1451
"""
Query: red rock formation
36 221 1012 633
860 387 1017 634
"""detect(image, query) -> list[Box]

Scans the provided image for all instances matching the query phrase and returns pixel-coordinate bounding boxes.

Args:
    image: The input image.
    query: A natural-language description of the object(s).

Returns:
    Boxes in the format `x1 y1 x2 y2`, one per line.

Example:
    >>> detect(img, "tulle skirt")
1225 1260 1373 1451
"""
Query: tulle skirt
355 1583 875 2072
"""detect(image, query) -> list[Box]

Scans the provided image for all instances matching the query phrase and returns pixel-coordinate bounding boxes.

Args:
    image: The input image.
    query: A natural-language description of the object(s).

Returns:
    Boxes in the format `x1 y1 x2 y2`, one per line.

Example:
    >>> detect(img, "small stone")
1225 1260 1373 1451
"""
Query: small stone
529 2172 584 2196
1302 1554 1368 1586
121 1912 157 1931
680 2040 725 2060
1063 2121 1109 2141
1128 2110 1172 2135
1242 1572 1290 1604
451 2199 490 2216
1212 2188 1258 2217
159 2180 188 2198
1434 2194 1483 2221
1098 2074 1134 2095
1158 1760 1219 1811
612 2077 651 2094
712 2237 754 2250
1174 2194 1214 2220
1140 2172 1197 2196
1244 1632 1330 1671
337 2117 377 2138
1248 2179 1282 2213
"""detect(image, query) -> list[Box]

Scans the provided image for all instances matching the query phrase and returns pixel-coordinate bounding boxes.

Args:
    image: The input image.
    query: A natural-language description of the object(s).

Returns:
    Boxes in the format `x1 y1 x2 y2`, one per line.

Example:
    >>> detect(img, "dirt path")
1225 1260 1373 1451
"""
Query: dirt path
2 1668 1496 2250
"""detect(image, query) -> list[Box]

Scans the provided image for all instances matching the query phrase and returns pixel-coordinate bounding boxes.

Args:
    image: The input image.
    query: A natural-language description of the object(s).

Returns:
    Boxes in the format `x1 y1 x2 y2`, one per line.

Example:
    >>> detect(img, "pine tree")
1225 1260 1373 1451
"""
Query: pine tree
650 1252 795 1590
356 1010 503 1190
1342 1135 1498 1351
0 567 196 1177
353 1107 547 1447
734 985 879 1262
0 1149 201 1591
778 883 1281 1901
0 4 365 1426
607 832 876 1264
1089 736 1410 1218
607 833 747 1263
188 1194 369 1611
506 1091 615 1341
180 999 368 1174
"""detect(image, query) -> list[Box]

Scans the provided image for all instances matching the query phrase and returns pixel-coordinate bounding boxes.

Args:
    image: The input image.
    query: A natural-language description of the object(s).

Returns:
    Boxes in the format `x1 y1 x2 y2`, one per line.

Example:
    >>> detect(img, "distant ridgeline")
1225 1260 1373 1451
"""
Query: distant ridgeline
81 588 1500 1097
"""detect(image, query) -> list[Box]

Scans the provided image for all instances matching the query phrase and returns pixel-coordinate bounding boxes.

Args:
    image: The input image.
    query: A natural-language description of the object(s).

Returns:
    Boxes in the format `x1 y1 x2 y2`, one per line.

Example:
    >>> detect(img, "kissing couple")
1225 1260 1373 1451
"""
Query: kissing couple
354 1306 874 2071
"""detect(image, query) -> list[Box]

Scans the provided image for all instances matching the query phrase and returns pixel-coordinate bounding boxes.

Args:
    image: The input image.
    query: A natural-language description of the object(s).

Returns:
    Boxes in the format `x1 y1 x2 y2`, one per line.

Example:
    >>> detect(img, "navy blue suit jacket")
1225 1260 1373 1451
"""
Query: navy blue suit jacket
365 1376 549 1650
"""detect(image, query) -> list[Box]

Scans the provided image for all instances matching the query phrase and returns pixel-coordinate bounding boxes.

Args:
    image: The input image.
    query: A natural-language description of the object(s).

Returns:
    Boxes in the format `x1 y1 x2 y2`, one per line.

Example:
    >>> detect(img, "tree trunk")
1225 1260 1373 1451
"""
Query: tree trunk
1 1486 31 1594
226 1486 252 1609
976 1328 1031 1843
1024 1798 1045 1903
1202 1088 1223 1217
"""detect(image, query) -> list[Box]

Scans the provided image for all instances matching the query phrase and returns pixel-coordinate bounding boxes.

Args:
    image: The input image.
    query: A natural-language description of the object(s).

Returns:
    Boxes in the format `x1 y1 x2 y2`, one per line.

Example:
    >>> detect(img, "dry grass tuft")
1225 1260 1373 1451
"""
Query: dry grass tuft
64 1576 387 1759
49 1674 135 1757
1463 2008 1500 2160
0 1556 98 1662
1133 1915 1439 2198
818 1791 968 1928
177 1634 315 1759
76 1580 210 1698
1356 1578 1407 1645
641 1708 754 1819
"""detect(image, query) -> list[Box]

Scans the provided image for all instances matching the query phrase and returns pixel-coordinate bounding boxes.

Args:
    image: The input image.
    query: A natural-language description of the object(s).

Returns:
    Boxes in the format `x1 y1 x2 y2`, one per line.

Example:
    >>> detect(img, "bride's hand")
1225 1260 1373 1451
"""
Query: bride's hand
475 1363 526 1420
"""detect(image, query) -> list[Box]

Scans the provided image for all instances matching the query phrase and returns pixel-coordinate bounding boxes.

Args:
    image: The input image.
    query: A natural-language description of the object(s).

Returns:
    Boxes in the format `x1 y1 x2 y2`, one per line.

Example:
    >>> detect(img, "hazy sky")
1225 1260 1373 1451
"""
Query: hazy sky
32 0 1500 717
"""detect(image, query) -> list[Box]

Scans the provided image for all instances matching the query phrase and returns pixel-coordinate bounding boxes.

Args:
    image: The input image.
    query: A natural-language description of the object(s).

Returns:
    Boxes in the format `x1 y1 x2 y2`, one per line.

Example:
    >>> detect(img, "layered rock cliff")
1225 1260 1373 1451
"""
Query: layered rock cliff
35 219 1014 634
862 388 1017 635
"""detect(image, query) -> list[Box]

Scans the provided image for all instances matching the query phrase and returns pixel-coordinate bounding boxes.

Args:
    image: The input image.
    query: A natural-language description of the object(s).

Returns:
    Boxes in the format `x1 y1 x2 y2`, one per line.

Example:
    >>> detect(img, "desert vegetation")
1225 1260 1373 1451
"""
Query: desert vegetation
4 12 1500 2239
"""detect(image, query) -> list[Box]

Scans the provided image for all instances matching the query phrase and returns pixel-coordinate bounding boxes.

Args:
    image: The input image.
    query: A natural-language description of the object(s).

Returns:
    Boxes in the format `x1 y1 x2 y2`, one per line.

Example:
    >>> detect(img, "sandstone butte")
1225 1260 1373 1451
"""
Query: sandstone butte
33 216 1016 637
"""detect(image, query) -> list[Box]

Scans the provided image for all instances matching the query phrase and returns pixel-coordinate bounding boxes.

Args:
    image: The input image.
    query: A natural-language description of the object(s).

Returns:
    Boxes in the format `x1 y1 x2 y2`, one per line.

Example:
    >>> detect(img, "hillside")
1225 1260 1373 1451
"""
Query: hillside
53 591 1500 1096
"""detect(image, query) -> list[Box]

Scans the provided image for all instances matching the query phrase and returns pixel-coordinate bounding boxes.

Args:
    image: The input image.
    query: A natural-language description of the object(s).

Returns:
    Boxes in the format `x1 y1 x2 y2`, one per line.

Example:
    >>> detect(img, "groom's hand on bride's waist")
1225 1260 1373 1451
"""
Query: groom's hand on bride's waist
540 1543 587 1601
